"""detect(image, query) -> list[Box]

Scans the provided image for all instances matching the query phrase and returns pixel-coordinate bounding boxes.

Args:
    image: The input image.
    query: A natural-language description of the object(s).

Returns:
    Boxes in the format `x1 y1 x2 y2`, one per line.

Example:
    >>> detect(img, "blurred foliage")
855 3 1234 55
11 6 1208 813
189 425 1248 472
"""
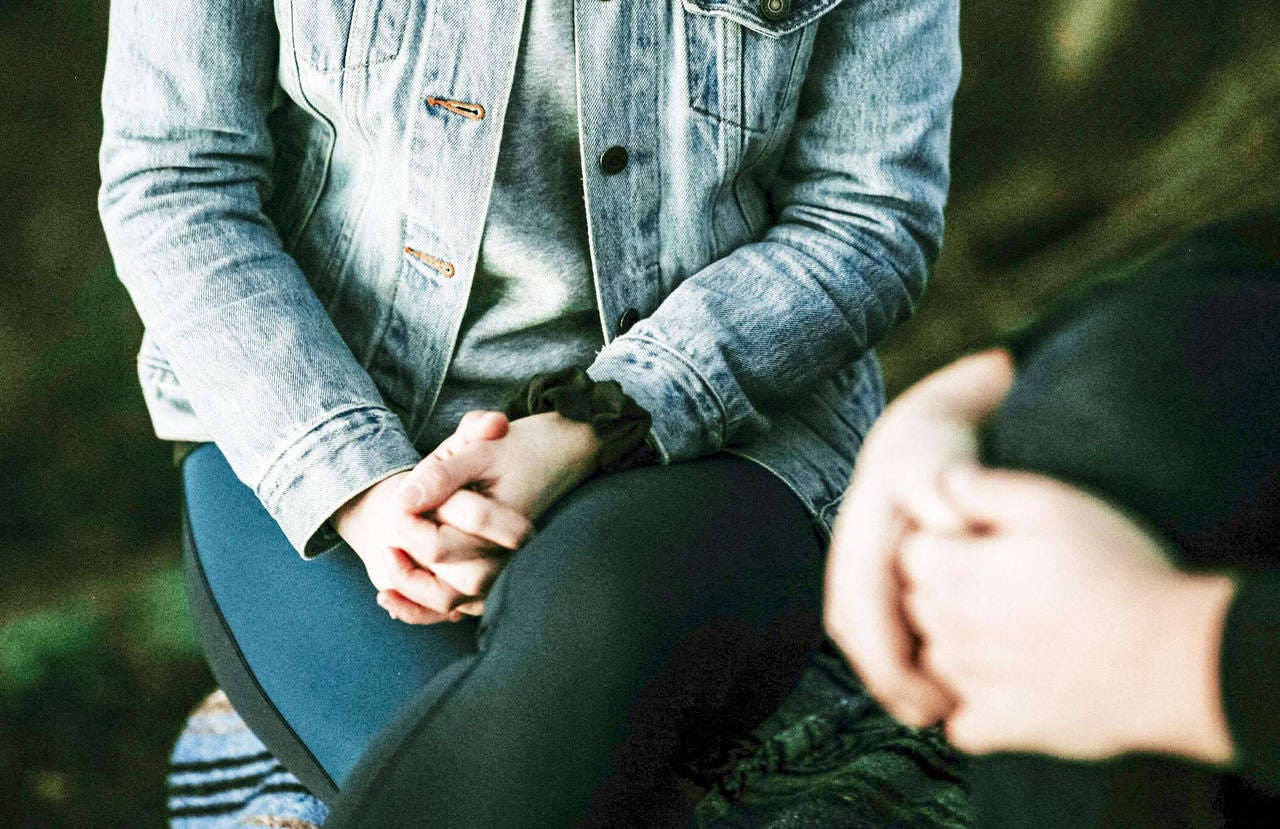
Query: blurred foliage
0 568 210 828
0 0 1278 825
877 0 1280 392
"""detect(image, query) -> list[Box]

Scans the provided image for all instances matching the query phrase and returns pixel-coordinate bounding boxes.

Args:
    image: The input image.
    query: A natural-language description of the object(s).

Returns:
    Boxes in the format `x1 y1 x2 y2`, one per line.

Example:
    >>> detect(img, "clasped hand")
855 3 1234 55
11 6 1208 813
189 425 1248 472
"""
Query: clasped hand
334 410 603 624
824 350 1236 763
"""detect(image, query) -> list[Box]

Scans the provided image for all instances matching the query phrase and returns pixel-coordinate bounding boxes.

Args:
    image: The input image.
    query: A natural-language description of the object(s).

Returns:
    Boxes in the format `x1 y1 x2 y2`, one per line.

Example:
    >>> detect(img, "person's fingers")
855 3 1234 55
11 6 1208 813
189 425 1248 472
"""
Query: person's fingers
940 465 1074 531
394 507 502 565
382 548 471 613
913 625 972 698
895 459 977 535
433 489 534 551
945 700 1012 756
430 411 510 462
393 510 446 560
454 598 485 617
825 504 954 728
901 580 952 658
429 532 508 596
399 410 508 511
897 532 986 651
457 409 509 440
896 530 982 591
397 445 492 513
376 589 462 625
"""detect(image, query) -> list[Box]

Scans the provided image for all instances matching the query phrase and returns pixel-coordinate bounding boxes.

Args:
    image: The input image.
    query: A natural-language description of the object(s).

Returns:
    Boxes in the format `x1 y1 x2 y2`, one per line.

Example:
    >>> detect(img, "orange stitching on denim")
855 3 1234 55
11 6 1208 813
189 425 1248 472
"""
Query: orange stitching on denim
424 97 486 121
404 247 456 278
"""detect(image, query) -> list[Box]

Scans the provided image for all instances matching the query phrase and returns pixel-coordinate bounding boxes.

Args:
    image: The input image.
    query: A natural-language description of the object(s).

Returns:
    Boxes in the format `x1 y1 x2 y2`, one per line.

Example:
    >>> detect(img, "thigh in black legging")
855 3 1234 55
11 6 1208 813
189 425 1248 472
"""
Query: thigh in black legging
328 454 825 829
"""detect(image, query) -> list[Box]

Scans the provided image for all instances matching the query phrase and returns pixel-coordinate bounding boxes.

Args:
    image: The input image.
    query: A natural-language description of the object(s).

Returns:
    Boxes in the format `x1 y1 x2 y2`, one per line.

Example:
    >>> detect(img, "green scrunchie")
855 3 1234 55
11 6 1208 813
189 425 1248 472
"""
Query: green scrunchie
501 366 658 473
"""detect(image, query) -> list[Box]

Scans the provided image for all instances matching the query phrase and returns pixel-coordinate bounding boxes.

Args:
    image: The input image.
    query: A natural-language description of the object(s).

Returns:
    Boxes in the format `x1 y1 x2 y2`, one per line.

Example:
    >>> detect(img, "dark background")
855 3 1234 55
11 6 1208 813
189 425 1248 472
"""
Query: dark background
2 0 1278 825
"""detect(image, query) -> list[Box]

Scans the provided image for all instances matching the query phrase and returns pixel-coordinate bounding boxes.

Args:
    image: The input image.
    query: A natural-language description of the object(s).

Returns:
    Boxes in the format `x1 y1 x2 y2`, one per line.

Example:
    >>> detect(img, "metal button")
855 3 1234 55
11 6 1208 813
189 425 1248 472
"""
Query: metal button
599 145 629 176
617 307 640 336
760 0 790 20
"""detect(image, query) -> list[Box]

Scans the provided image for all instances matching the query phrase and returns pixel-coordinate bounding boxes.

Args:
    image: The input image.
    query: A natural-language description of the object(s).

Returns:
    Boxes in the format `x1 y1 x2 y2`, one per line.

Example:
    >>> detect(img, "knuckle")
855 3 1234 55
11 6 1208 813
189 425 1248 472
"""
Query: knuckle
880 694 920 725
947 719 981 753
387 559 416 590
399 518 444 564
441 565 485 598
512 515 534 545
415 463 450 493
393 570 445 611
452 498 487 533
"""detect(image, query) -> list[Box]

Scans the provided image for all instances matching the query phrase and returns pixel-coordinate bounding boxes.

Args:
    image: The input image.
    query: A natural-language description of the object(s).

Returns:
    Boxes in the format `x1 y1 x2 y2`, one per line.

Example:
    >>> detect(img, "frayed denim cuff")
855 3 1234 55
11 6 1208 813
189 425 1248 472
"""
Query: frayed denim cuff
254 406 421 557
588 336 727 464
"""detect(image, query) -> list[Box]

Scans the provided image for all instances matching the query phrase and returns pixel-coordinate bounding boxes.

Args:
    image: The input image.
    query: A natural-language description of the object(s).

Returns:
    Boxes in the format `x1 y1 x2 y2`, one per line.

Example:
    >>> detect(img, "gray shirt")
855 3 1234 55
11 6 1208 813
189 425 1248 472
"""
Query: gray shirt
423 0 602 449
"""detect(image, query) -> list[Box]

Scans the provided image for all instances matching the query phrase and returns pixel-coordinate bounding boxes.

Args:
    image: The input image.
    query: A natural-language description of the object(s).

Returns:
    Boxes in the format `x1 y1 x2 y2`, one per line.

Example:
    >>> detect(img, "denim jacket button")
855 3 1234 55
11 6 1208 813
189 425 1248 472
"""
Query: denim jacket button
616 307 641 336
599 146 629 175
760 0 790 20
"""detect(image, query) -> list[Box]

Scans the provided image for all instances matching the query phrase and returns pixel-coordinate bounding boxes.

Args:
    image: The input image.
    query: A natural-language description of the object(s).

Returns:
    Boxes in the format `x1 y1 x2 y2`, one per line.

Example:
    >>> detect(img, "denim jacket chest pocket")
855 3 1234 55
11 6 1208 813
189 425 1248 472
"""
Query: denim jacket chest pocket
279 0 410 73
682 0 844 133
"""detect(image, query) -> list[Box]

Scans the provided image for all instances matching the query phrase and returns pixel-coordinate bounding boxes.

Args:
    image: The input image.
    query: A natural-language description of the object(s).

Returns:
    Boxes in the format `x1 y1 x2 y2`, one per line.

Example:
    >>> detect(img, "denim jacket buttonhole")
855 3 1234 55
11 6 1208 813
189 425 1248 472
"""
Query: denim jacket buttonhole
404 247 457 278
424 97 486 121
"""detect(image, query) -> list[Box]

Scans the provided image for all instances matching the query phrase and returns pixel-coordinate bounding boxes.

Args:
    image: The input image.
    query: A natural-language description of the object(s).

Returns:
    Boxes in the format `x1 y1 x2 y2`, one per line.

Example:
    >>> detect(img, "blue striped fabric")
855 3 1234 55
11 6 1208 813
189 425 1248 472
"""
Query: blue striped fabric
167 691 329 829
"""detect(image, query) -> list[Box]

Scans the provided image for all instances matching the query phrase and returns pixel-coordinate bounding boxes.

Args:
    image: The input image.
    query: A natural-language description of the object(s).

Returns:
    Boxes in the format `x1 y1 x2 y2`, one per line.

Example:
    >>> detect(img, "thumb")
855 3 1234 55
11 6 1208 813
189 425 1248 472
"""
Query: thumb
430 411 510 462
397 447 491 513
940 465 1068 531
455 410 509 442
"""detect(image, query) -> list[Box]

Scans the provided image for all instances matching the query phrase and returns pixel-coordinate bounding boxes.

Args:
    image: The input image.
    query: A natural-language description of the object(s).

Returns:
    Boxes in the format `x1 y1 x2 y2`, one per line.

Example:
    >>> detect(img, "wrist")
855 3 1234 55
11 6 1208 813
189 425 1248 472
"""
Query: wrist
502 365 654 473
545 411 605 475
333 471 405 541
1136 571 1237 764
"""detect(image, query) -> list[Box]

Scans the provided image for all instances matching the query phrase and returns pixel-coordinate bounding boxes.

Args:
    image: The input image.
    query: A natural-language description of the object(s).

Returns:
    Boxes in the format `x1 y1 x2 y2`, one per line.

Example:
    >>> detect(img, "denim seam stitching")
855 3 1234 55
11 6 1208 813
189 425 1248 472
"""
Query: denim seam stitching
256 404 404 504
680 0 843 37
628 332 730 448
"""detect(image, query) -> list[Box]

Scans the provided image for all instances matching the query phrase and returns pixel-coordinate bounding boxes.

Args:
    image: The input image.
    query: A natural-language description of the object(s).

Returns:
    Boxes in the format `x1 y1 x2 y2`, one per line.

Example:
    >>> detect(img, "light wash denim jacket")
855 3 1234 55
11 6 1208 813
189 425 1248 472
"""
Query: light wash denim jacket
99 0 959 555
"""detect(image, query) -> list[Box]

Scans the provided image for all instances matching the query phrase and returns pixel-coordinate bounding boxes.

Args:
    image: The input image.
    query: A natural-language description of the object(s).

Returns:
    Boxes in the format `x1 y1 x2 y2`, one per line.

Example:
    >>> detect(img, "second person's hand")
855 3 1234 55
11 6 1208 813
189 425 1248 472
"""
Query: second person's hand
824 349 1015 728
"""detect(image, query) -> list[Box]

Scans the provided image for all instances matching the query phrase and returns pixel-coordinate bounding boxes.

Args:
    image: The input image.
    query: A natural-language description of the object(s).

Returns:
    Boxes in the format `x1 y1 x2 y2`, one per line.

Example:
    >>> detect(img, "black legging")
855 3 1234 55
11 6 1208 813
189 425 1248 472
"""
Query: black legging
182 444 825 828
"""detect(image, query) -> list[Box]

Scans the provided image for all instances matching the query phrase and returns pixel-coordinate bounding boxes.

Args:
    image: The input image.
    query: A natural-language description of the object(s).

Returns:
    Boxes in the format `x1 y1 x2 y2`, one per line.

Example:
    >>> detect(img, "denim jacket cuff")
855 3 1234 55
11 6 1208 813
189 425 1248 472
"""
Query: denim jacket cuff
588 335 726 463
254 405 422 557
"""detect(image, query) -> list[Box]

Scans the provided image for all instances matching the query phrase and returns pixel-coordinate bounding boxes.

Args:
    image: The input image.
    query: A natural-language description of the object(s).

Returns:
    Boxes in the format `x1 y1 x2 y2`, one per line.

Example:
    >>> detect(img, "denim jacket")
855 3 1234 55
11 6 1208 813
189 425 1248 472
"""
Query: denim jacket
99 0 959 555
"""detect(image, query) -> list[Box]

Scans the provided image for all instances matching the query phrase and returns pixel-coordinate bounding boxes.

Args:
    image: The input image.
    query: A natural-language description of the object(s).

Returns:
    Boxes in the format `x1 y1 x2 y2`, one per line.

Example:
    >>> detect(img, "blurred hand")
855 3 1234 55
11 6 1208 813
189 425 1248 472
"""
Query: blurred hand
334 411 533 624
380 410 604 623
825 349 1014 728
899 466 1236 763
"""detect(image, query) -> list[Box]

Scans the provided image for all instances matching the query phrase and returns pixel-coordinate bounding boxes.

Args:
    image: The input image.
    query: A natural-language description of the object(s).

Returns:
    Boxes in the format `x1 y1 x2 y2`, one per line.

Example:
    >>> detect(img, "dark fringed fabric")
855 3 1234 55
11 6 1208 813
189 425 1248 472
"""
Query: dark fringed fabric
502 366 658 473
168 654 971 828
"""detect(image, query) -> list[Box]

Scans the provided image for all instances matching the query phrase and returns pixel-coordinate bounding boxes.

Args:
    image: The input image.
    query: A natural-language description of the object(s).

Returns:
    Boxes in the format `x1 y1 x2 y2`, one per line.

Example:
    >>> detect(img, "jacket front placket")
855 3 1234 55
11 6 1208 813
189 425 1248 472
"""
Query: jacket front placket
573 0 663 344
390 0 531 442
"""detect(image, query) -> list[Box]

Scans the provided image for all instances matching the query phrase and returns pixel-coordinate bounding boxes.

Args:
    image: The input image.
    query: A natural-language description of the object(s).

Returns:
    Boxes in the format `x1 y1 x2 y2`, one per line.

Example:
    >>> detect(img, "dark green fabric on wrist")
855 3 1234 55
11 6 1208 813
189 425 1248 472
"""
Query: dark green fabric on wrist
1220 571 1280 789
502 366 658 472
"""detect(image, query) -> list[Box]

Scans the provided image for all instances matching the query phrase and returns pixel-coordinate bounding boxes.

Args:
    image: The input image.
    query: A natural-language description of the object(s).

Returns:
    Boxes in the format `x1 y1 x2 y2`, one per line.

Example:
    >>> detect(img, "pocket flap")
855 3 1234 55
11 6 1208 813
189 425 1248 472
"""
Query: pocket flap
681 0 845 37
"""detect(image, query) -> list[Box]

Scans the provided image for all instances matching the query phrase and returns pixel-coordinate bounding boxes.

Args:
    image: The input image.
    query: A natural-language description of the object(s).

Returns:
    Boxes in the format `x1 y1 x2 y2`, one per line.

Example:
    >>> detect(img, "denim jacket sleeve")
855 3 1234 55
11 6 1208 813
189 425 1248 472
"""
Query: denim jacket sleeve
588 0 959 462
98 0 420 555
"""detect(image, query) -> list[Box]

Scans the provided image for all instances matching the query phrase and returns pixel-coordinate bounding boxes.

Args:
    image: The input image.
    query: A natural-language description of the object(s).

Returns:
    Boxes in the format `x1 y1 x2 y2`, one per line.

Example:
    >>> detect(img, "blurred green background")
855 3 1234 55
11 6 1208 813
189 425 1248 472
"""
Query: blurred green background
1 0 1278 825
